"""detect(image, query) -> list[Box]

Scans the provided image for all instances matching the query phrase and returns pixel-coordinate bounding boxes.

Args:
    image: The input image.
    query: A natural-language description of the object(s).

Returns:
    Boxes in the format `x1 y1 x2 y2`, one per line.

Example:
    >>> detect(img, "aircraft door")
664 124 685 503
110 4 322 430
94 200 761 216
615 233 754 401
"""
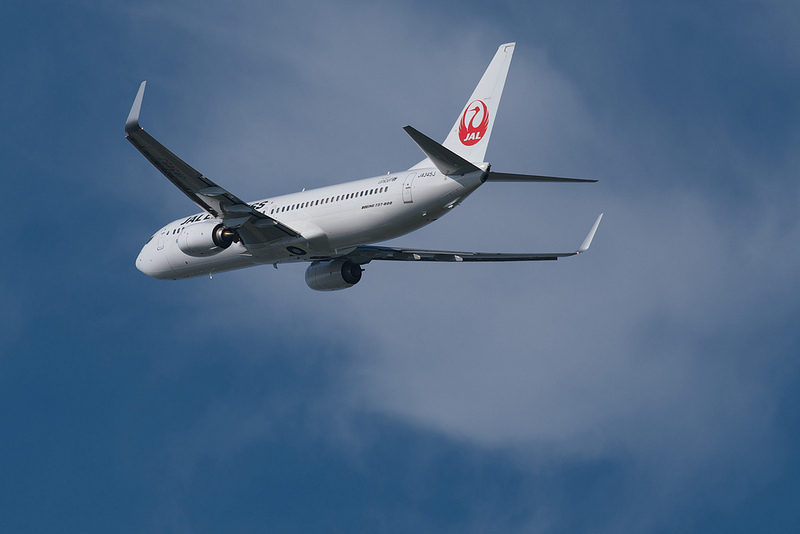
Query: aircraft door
157 229 167 250
402 173 416 203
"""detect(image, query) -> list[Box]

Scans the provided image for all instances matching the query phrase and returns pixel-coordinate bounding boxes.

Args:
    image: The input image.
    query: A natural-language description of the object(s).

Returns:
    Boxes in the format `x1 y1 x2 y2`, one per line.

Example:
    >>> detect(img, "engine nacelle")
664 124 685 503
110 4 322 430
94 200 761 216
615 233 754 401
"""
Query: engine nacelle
305 259 363 291
177 222 236 257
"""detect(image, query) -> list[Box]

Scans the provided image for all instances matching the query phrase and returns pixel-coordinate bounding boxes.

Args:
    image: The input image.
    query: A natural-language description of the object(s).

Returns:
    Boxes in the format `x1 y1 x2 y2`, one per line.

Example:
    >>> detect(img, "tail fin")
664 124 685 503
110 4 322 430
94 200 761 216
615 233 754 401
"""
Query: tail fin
412 42 515 170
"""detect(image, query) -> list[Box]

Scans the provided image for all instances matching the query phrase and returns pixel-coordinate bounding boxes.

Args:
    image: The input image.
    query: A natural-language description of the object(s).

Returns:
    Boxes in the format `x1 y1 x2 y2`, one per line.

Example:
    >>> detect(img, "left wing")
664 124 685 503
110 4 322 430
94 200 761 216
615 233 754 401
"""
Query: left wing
347 214 603 263
125 82 301 246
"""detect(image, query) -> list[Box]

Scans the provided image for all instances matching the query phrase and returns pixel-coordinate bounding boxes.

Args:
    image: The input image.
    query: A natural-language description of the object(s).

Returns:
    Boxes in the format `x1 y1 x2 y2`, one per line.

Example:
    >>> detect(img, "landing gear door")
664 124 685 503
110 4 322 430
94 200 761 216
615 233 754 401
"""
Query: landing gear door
402 173 416 203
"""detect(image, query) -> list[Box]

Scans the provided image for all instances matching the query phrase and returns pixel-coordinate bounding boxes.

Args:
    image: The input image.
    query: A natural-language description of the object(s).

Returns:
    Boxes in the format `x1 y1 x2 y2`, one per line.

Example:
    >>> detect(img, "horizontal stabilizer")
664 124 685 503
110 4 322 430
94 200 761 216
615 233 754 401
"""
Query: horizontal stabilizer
486 172 597 183
404 126 482 176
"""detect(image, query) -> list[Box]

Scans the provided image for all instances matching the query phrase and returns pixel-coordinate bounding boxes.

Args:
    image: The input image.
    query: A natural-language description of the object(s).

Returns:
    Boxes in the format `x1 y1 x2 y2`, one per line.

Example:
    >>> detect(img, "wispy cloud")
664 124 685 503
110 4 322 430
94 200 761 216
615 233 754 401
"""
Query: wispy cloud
106 1 800 531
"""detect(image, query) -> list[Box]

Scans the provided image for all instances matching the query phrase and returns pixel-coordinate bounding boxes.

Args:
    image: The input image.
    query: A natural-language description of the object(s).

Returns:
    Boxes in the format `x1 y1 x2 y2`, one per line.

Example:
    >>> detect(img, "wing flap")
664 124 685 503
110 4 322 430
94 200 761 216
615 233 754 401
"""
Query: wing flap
349 246 562 263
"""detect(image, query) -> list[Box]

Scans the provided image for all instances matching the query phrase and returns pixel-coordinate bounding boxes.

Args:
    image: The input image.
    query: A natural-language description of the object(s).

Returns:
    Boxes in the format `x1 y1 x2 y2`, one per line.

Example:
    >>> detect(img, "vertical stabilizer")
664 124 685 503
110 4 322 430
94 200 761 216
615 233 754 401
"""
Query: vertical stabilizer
412 43 515 169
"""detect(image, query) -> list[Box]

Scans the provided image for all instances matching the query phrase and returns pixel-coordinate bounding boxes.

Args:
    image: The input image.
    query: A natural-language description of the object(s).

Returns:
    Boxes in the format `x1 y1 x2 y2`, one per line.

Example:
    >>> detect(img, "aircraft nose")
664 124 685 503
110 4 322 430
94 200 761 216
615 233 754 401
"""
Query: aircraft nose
135 249 149 275
135 247 154 276
136 242 172 279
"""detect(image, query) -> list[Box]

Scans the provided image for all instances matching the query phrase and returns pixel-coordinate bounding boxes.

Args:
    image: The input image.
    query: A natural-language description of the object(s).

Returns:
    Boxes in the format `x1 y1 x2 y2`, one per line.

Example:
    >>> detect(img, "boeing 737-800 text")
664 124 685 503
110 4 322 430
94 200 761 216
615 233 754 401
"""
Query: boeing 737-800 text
128 43 602 290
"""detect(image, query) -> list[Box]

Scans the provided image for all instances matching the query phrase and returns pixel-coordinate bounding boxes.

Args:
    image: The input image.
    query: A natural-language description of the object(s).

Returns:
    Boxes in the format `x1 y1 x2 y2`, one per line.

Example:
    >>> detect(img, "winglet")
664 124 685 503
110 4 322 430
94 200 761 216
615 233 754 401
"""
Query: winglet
403 125 482 176
577 213 603 253
125 81 147 134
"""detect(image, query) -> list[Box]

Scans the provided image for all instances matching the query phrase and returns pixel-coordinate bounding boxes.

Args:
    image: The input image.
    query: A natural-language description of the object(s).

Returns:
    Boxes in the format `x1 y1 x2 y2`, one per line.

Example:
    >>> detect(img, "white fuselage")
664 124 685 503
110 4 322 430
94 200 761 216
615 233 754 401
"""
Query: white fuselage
136 166 487 279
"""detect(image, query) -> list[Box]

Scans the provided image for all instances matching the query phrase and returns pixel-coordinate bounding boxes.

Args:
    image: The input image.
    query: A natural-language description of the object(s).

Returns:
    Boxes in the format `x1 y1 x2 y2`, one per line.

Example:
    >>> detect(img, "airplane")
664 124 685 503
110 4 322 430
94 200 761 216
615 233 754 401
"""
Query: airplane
127 42 603 290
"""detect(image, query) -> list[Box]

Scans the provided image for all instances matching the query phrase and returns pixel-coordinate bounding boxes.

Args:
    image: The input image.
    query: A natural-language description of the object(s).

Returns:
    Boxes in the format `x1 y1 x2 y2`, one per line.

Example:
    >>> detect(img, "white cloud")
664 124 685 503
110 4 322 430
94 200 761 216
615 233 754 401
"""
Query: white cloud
122 1 800 529
348 188 794 447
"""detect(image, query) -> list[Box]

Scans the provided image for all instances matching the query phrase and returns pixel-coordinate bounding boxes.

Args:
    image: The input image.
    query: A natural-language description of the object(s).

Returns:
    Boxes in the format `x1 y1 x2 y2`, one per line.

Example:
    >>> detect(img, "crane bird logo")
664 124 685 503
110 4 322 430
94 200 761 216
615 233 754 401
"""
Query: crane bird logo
458 100 489 146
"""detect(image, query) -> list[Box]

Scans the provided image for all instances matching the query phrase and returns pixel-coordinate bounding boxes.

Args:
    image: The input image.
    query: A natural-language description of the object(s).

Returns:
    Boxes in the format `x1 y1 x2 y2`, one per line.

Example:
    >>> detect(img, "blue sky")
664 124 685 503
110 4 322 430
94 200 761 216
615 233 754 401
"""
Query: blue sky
2 1 800 532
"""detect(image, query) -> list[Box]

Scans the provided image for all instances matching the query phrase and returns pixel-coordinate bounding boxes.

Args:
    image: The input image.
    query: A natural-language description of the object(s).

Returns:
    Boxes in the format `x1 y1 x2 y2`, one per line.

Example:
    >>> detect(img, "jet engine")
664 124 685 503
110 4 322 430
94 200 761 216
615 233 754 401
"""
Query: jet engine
305 259 363 291
177 222 237 257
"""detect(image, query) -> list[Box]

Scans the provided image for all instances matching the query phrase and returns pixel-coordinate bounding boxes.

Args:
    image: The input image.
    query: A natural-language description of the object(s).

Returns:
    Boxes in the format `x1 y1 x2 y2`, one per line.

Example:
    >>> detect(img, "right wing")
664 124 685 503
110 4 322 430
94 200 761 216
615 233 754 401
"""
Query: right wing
124 82 301 246
346 214 603 263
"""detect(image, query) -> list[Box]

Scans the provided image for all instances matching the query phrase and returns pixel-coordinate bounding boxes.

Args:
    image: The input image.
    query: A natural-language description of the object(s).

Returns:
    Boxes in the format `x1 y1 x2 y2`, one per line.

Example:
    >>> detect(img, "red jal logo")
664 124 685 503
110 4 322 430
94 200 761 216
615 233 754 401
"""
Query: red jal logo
458 100 489 146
